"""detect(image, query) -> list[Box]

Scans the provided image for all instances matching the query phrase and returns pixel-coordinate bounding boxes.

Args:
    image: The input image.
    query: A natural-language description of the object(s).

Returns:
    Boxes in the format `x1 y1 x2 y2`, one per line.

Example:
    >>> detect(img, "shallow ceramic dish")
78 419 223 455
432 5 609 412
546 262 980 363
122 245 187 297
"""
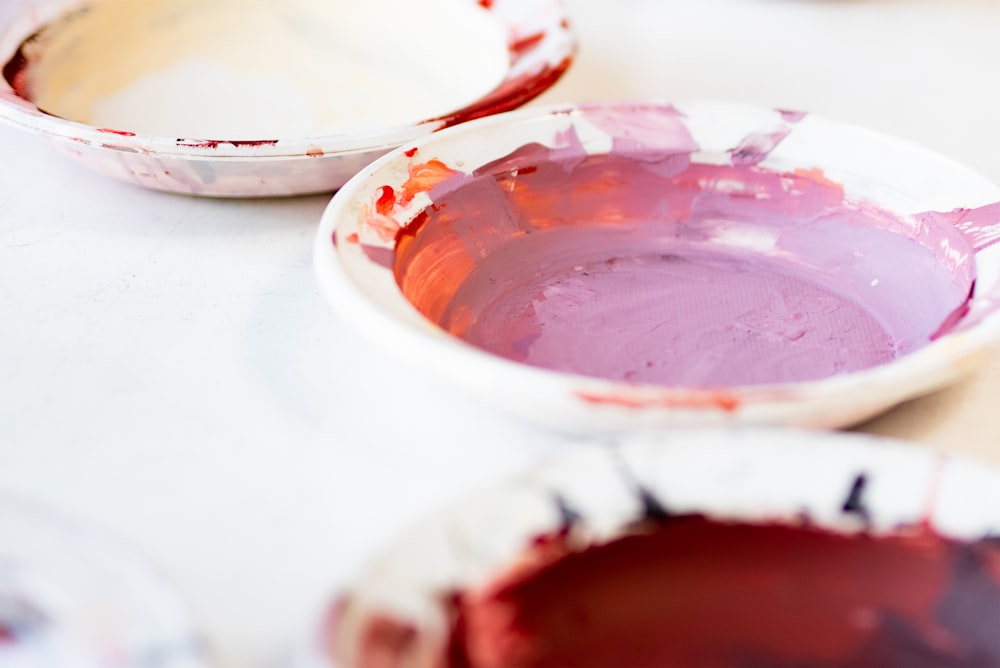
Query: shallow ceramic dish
314 100 1000 431
0 0 574 197
305 429 1000 668
0 492 207 668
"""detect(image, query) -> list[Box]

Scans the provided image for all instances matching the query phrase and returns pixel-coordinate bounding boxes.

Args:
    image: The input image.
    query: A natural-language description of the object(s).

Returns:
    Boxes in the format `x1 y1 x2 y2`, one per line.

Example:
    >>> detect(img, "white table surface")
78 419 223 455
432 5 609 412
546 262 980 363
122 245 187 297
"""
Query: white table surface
3 1 1000 666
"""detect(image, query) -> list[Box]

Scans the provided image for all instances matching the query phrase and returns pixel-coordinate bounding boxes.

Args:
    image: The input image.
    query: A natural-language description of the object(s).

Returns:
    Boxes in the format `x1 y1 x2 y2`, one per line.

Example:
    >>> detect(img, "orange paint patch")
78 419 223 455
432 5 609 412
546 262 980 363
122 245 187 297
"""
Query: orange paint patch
307 147 325 158
576 390 741 412
794 167 844 192
400 159 460 204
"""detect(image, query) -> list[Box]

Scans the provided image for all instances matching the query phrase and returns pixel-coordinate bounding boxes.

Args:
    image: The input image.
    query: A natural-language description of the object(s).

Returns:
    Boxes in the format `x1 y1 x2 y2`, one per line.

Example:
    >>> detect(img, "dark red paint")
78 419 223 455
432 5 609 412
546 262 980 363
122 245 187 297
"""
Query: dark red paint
444 518 1000 668
174 139 279 149
427 56 573 131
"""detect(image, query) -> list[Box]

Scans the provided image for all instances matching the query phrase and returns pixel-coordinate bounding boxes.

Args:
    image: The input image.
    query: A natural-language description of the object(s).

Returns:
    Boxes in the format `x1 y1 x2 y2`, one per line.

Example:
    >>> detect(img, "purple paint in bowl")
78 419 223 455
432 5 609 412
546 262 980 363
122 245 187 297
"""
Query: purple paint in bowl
315 101 1000 430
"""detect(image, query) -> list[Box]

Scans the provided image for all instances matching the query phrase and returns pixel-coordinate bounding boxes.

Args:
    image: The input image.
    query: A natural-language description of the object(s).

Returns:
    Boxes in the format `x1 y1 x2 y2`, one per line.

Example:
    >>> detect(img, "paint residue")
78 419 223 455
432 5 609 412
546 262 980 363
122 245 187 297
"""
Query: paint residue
4 0 510 138
440 517 1000 668
385 105 994 388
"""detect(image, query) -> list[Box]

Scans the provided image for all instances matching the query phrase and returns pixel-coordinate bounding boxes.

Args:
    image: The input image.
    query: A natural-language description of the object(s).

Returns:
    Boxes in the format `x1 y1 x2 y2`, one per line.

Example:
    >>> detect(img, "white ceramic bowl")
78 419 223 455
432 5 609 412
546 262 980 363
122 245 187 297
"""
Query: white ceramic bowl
0 0 574 197
314 100 1000 431
307 429 1000 668
0 493 208 668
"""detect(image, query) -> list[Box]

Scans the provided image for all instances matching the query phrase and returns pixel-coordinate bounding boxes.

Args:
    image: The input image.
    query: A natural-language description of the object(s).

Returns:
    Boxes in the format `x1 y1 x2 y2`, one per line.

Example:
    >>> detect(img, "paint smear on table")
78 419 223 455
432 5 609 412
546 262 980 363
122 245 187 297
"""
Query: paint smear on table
377 105 1000 388
435 517 1000 667
5 0 509 137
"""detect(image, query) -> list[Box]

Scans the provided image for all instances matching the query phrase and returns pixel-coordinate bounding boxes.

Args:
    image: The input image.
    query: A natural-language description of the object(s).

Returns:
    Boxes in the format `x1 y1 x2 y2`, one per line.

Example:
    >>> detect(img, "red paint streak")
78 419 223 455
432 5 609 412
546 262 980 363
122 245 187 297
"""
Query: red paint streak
478 0 494 8
577 390 741 412
429 56 573 131
97 127 136 137
176 139 280 149
509 32 546 58
404 147 419 158
400 159 460 204
307 147 325 158
346 232 360 244
375 185 396 216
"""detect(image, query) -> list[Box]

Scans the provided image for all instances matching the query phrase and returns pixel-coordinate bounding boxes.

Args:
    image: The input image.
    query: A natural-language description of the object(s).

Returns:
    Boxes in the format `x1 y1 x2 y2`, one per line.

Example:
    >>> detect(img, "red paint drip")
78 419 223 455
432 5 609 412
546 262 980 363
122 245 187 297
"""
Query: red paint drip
478 0 495 8
375 185 396 216
97 128 136 137
346 232 360 244
404 147 419 158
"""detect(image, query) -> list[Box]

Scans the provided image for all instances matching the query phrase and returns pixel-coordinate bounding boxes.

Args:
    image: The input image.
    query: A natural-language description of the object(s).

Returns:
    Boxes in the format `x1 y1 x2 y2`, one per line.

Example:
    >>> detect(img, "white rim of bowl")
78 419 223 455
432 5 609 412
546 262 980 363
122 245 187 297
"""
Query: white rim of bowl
0 0 575 159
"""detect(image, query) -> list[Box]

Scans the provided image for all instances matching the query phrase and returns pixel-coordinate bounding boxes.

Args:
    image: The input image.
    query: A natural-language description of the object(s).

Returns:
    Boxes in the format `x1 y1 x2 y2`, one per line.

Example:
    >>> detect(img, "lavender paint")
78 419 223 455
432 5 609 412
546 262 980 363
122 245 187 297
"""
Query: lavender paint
387 105 998 388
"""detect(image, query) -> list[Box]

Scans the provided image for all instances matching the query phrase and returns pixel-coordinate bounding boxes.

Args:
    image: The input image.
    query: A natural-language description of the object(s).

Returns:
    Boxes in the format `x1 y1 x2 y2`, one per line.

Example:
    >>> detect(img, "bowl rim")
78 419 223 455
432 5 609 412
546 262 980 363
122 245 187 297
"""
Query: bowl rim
313 99 1000 427
0 0 576 159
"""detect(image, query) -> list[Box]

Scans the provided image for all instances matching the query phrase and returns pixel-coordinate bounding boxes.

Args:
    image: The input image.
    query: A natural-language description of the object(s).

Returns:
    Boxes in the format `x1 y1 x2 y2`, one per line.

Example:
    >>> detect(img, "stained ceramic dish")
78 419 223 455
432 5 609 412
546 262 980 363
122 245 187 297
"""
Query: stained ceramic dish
307 429 1000 668
0 493 207 668
314 100 1000 431
0 0 574 197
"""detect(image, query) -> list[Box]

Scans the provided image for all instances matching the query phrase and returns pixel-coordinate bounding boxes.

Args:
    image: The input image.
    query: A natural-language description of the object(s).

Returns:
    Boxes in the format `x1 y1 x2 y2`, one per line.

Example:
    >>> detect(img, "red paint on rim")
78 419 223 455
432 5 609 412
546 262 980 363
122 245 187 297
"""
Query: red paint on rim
97 128 136 137
175 139 280 149
429 56 573 131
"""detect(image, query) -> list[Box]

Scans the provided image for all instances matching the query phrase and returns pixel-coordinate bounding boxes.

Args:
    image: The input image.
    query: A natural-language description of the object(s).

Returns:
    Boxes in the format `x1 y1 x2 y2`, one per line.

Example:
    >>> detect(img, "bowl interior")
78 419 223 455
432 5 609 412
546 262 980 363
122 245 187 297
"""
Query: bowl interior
4 0 509 139
323 101 1000 393
323 429 1000 668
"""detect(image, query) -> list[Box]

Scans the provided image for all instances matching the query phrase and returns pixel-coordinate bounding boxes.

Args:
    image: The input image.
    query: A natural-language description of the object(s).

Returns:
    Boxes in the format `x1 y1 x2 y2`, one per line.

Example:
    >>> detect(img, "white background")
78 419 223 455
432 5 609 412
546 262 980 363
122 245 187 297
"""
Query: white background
3 1 1000 666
